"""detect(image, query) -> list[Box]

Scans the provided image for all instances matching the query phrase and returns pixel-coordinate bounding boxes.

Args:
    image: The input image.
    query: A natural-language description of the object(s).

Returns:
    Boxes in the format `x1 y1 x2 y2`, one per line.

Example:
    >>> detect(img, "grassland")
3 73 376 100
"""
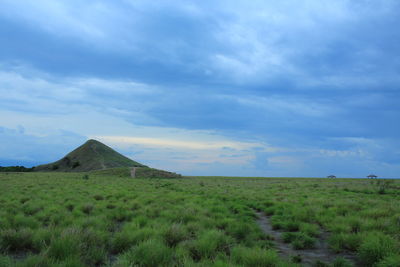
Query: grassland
0 172 399 266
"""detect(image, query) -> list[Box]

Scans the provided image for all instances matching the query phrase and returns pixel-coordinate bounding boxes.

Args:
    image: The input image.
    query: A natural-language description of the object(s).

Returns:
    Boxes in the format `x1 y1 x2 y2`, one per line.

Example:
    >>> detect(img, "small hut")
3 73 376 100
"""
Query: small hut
367 174 378 179
327 175 336 178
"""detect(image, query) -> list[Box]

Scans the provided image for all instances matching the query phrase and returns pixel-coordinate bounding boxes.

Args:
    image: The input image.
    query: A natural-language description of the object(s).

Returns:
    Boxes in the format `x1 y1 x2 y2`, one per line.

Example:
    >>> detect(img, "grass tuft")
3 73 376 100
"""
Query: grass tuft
0 228 34 252
358 233 398 266
231 246 279 267
164 223 188 247
81 204 94 215
116 239 173 267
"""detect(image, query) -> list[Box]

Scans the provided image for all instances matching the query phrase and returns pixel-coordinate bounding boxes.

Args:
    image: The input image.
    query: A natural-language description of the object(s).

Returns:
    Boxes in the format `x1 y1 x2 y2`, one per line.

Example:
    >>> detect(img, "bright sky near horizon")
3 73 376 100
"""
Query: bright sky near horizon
0 0 399 177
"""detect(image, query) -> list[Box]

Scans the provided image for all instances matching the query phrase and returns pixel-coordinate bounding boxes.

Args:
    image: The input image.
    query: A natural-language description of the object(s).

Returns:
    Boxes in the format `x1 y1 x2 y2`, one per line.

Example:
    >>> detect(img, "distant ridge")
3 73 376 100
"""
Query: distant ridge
35 139 146 172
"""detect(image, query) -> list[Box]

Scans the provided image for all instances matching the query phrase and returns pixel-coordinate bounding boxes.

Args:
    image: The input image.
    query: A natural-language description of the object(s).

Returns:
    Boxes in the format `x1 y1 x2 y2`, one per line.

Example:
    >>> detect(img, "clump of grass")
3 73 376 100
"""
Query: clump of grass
313 260 329 267
299 223 320 237
291 254 302 263
93 195 104 201
358 233 398 266
20 197 30 204
81 204 94 215
332 257 353 267
65 203 75 212
18 254 55 267
376 254 400 267
264 207 275 216
284 221 300 232
0 228 34 252
192 230 233 259
130 201 140 211
164 223 188 247
32 228 53 251
329 233 361 252
106 204 116 209
0 254 13 266
111 226 155 254
231 246 279 267
117 239 173 267
282 232 316 249
13 214 39 229
22 204 43 216
47 229 82 260
226 221 252 241
132 215 148 228
108 207 132 222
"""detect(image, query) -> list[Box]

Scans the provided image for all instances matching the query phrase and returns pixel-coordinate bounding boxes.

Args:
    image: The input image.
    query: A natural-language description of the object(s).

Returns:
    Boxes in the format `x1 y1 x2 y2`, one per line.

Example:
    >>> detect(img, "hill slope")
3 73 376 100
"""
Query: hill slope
90 167 182 179
35 139 146 172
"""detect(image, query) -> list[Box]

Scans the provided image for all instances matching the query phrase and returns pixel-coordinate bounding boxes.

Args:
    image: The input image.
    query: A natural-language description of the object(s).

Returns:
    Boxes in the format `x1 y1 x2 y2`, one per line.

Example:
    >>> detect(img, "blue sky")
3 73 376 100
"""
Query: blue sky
1 0 399 177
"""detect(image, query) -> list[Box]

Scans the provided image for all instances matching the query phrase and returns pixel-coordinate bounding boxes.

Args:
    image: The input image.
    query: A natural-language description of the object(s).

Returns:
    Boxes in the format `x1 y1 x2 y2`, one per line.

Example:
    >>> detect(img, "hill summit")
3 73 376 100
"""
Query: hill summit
35 139 146 172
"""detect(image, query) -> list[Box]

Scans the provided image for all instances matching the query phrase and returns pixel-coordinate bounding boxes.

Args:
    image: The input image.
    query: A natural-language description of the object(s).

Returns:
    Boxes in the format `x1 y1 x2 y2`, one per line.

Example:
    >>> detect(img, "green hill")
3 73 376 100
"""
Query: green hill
35 139 146 172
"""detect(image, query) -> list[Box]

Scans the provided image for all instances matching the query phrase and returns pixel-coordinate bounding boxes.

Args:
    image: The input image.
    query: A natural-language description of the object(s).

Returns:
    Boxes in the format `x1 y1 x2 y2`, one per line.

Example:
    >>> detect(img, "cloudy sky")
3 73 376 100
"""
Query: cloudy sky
1 0 399 177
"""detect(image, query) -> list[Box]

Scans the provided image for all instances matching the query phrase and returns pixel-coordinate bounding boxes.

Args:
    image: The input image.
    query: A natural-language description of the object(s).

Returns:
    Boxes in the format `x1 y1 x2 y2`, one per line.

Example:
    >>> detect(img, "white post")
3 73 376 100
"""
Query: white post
130 167 136 178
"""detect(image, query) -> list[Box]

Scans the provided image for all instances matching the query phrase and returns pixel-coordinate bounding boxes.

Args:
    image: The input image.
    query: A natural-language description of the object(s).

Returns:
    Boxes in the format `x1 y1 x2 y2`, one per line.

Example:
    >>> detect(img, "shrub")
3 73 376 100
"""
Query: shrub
358 233 398 266
82 174 89 180
231 246 279 267
72 161 80 168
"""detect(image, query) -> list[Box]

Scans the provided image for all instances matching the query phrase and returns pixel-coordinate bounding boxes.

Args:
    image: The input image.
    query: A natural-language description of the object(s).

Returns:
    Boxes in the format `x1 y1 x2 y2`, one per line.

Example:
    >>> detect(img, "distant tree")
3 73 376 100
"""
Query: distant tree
72 161 80 168
0 166 35 172
52 164 59 170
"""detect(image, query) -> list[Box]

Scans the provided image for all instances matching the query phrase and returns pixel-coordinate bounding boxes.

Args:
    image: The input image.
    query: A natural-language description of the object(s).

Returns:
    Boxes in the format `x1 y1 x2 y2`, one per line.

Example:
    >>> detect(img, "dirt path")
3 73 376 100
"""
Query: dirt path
255 211 359 266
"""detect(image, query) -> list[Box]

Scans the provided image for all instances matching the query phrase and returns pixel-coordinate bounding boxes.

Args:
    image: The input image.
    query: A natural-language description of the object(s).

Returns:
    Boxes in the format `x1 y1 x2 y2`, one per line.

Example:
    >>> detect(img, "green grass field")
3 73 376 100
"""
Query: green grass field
0 172 399 266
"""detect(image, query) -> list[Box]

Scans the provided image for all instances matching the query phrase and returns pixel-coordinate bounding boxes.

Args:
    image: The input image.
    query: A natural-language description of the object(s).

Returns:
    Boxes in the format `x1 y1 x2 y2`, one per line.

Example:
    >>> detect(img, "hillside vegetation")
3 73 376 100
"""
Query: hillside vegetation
34 140 146 172
91 167 182 179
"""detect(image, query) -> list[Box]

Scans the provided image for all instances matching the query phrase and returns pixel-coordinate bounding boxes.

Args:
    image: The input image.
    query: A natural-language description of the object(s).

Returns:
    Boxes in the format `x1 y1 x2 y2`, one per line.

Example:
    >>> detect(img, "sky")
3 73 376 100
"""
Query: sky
0 0 399 177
